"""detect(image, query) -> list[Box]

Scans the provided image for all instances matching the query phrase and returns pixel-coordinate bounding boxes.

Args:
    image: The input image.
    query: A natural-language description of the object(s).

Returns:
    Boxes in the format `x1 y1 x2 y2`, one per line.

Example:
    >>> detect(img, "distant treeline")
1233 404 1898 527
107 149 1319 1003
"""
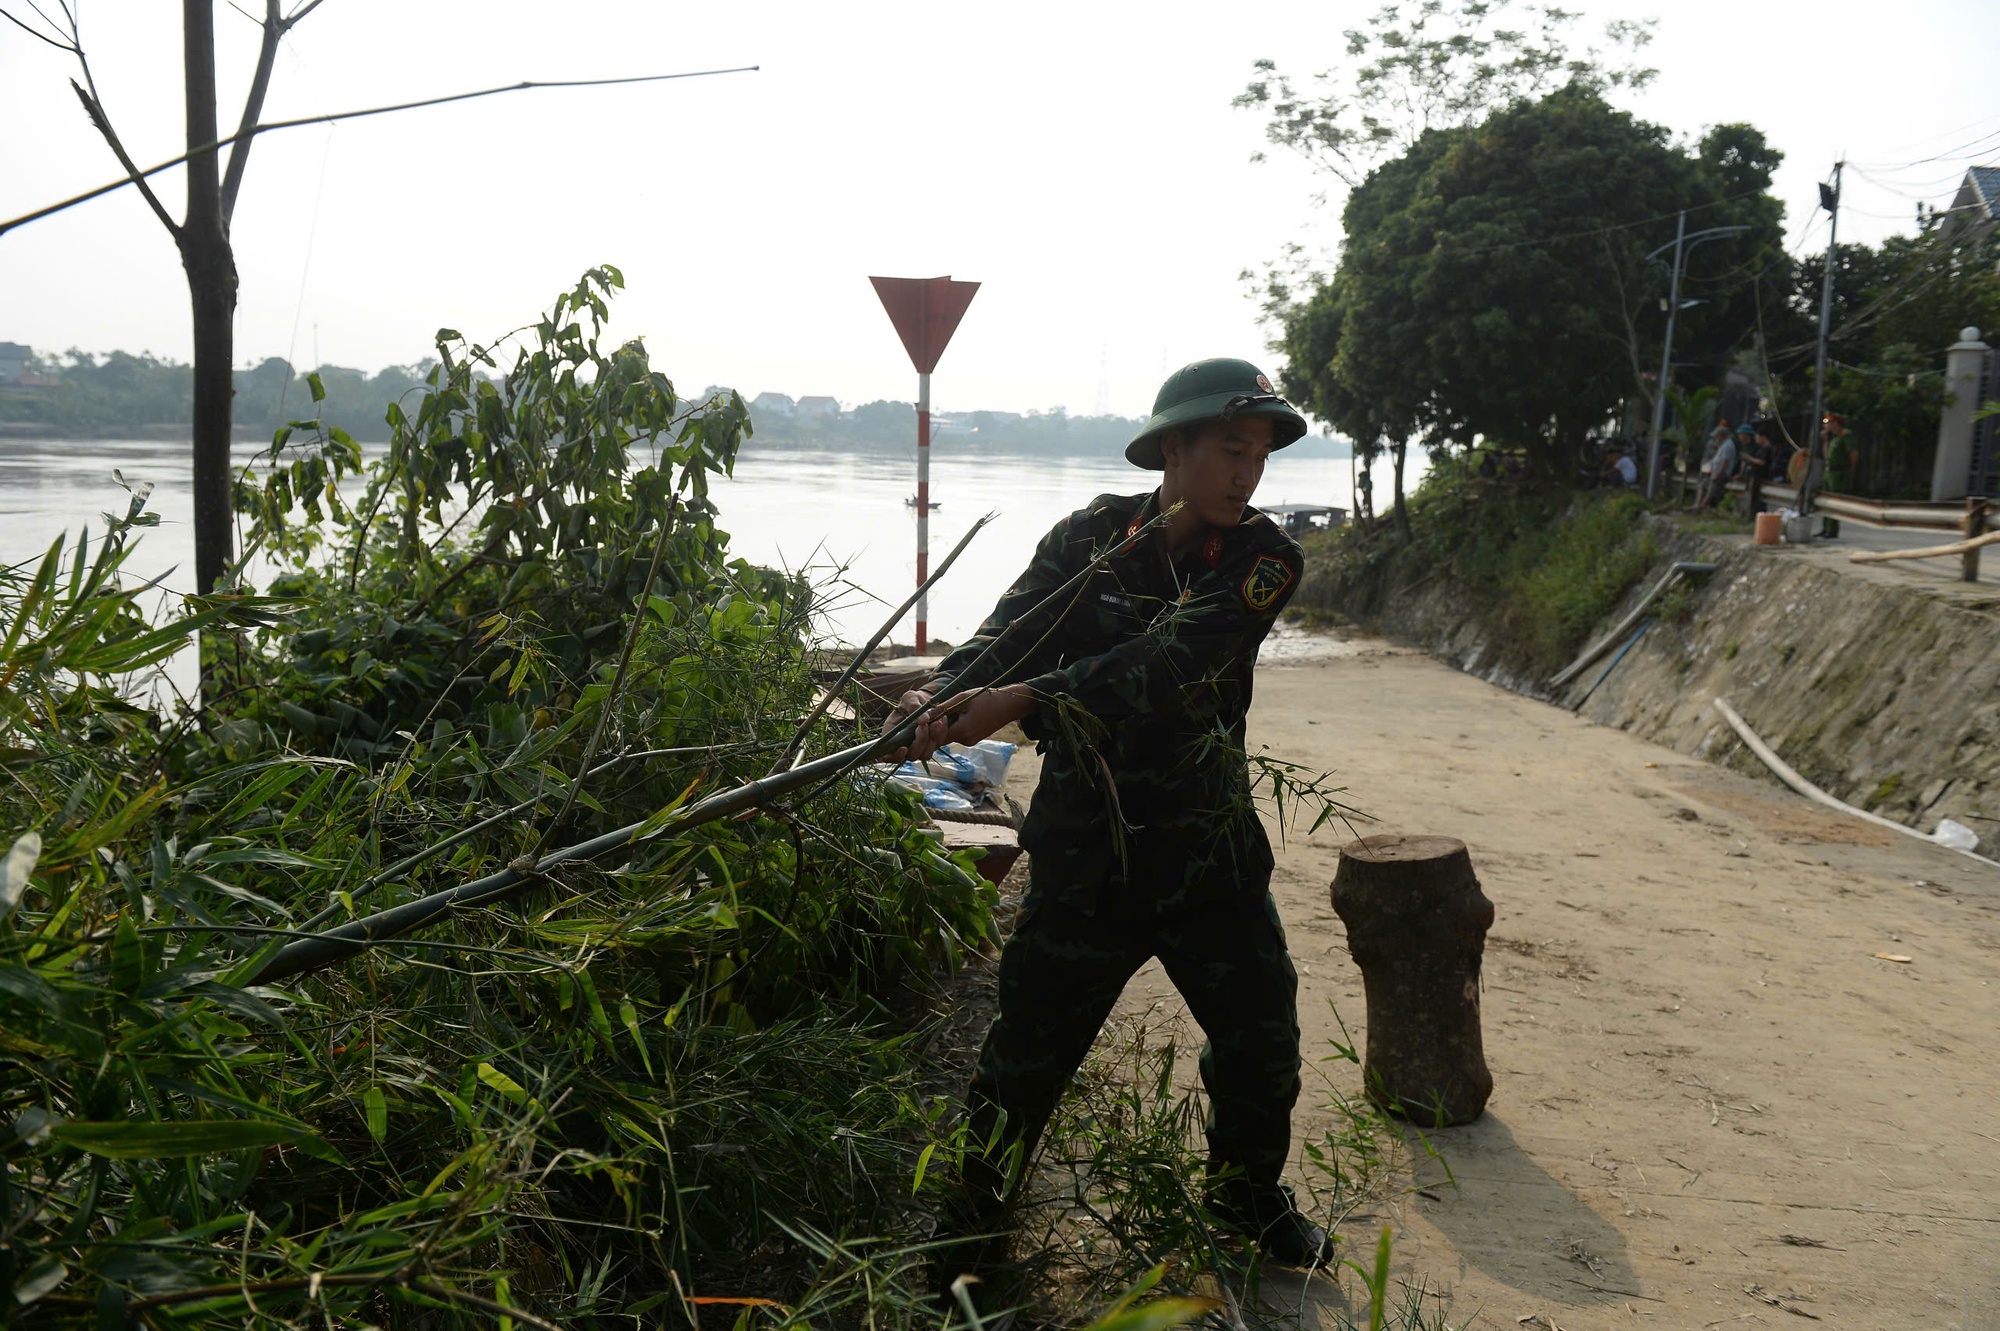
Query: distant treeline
746 400 1351 459
0 351 429 440
0 351 1350 457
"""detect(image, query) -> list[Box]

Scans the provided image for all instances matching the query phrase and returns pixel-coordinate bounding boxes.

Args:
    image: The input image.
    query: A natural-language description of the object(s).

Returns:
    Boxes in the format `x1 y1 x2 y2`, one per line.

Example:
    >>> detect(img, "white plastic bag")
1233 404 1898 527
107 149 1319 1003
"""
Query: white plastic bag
1933 817 1979 851
952 739 1016 790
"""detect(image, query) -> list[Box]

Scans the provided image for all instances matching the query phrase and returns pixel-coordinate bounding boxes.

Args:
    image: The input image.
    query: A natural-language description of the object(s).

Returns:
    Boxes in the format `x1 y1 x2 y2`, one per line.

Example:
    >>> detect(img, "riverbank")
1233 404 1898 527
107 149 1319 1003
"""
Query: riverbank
1298 486 2000 856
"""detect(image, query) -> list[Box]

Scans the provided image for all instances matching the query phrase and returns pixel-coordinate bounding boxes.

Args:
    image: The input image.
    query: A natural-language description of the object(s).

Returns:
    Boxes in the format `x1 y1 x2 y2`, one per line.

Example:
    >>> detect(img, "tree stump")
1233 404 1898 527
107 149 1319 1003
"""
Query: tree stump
1331 834 1494 1126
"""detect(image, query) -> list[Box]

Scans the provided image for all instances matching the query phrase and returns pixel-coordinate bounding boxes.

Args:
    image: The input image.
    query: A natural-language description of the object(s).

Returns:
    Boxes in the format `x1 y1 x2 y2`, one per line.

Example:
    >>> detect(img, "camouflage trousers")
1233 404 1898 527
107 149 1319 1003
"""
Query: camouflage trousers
960 866 1302 1207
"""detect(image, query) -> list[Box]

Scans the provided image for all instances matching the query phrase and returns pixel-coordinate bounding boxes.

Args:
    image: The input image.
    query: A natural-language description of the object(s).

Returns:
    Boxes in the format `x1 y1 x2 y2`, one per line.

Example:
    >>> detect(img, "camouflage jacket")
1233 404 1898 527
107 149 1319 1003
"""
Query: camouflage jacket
936 490 1303 915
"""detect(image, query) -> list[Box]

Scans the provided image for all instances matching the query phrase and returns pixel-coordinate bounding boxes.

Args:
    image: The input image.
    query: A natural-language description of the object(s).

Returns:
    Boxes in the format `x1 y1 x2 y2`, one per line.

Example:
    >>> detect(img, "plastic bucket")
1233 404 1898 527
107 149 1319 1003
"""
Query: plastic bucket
1754 512 1782 545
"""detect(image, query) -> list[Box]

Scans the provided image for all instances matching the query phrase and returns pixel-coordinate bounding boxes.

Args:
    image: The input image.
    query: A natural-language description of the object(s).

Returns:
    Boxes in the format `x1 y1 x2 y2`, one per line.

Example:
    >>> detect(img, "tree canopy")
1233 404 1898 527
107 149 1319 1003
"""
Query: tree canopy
1279 83 1786 480
1781 224 2000 496
1238 0 1656 187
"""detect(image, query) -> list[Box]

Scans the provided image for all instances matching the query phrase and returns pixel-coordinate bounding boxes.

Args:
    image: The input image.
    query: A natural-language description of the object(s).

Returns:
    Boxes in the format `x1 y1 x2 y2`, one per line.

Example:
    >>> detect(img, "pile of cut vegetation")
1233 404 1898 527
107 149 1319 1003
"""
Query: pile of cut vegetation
0 271 1001 1327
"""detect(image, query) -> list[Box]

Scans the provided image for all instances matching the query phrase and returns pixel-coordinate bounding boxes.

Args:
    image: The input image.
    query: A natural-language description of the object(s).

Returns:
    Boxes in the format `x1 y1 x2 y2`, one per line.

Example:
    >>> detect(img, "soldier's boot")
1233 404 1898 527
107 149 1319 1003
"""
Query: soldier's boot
1202 1177 1337 1268
929 1189 1015 1314
930 1100 1029 1310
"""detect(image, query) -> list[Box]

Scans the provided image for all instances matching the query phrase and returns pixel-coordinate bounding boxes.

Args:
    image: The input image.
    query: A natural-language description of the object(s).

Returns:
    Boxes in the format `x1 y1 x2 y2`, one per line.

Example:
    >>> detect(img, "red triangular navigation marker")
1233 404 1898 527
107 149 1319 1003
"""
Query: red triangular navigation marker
869 275 980 375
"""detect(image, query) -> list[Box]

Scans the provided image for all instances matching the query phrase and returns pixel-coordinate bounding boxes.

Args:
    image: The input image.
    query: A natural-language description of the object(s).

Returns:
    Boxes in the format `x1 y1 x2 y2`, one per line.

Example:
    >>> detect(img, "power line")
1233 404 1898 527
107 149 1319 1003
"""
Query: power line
1866 110 2000 162
0 64 760 238
1848 124 2000 173
1845 162 1983 202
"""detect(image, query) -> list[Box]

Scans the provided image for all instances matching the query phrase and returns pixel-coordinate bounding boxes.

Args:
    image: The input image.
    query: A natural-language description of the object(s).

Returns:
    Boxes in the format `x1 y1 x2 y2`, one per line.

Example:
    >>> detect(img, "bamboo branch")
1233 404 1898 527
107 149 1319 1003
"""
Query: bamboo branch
293 741 769 932
787 503 1178 810
0 3 73 50
768 512 994 776
248 510 1174 986
128 1268 406 1311
539 504 679 852
1 65 760 238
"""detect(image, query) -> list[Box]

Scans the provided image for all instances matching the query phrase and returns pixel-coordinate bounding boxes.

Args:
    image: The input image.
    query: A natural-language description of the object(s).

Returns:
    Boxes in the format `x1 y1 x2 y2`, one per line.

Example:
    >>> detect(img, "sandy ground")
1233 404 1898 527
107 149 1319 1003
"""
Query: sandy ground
1002 629 2000 1330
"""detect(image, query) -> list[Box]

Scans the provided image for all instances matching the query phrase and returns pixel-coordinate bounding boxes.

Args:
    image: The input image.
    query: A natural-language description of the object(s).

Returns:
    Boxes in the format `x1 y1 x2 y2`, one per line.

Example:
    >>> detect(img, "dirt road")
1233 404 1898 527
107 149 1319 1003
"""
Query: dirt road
1038 631 2000 1328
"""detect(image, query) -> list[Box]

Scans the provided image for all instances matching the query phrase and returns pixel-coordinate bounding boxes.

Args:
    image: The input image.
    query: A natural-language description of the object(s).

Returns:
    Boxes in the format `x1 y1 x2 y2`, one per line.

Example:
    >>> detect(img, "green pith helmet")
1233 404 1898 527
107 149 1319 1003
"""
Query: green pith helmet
1125 358 1310 470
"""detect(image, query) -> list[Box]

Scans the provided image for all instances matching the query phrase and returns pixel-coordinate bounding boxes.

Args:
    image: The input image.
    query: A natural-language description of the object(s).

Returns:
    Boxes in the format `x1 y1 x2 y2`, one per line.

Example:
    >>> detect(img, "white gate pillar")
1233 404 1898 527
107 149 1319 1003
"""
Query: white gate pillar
1931 326 1991 501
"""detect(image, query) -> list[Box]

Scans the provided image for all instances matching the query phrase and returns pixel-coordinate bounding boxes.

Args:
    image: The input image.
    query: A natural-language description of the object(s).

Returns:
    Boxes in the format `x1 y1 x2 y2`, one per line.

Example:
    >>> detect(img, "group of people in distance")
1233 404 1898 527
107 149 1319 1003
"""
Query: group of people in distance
1691 417 1792 512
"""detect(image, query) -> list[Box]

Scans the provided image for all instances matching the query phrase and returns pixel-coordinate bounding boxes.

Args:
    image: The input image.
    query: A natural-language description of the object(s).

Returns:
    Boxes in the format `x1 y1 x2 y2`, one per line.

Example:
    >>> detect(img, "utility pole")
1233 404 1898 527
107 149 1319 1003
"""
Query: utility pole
1644 215 1751 502
1798 161 1844 520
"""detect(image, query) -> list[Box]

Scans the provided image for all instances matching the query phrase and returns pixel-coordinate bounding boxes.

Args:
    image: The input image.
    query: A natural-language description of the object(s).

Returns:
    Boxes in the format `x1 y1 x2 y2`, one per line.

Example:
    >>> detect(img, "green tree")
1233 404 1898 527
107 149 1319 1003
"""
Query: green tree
1294 85 1784 485
1783 227 2000 496
843 398 916 438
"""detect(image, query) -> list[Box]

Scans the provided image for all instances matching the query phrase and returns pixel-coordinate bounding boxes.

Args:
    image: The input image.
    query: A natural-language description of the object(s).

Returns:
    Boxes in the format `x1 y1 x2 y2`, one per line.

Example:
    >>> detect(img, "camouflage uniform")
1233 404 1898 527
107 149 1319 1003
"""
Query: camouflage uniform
934 488 1306 1202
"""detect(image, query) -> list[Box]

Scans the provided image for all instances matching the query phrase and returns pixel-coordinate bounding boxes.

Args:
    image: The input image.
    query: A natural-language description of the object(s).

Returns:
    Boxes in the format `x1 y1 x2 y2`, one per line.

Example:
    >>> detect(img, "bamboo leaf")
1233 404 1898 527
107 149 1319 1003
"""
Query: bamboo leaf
1078 1296 1219 1331
475 1062 528 1105
109 912 143 994
364 1085 388 1143
0 829 39 919
54 1118 304 1158
575 969 617 1048
12 1254 67 1306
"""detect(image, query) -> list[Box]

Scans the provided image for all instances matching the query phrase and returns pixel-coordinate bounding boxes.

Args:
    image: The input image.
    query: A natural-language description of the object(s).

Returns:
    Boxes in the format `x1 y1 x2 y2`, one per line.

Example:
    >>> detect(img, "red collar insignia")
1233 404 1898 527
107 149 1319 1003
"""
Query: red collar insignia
1202 531 1225 568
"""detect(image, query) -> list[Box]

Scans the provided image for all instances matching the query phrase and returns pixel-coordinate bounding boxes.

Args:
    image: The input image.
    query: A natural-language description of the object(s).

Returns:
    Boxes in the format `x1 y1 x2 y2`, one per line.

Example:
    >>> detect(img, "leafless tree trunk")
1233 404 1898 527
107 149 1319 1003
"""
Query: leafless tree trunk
182 0 236 596
1390 439 1411 540
1331 834 1494 1126
16 0 322 596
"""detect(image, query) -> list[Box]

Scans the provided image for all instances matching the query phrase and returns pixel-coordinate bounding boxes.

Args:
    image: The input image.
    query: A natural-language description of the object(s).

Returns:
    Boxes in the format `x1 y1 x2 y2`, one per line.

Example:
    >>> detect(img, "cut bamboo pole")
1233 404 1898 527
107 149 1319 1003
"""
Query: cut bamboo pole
1711 698 1999 870
1848 530 2000 564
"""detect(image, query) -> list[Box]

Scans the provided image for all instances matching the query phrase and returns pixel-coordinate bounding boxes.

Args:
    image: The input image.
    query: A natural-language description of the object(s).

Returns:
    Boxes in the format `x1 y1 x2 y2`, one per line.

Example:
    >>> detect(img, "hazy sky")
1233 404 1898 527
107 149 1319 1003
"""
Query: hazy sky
3 1 1996 417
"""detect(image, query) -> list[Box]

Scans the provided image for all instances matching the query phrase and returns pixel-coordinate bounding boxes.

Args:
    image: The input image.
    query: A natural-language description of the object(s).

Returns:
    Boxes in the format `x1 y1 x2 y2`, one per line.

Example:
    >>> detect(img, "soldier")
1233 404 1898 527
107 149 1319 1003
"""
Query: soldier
886 358 1334 1274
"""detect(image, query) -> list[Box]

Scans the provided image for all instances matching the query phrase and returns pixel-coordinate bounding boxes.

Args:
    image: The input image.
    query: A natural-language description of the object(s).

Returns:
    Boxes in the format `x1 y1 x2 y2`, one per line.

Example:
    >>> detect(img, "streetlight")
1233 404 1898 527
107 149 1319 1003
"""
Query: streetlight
1644 213 1750 500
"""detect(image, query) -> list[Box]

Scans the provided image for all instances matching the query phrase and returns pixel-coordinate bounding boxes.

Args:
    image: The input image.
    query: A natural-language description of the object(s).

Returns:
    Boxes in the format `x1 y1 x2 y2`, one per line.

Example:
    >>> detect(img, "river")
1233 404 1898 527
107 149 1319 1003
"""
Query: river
0 436 1424 649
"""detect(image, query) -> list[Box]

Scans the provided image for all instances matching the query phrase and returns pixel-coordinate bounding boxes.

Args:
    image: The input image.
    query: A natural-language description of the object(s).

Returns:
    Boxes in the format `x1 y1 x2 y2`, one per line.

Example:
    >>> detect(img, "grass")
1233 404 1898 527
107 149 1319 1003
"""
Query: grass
1005 1008 1463 1331
1294 469 1662 679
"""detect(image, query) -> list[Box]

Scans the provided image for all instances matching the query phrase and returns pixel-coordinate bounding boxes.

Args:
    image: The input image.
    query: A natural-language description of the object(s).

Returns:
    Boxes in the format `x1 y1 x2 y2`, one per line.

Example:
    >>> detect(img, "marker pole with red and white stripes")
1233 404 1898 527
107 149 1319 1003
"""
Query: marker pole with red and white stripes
915 370 932 655
867 275 979 659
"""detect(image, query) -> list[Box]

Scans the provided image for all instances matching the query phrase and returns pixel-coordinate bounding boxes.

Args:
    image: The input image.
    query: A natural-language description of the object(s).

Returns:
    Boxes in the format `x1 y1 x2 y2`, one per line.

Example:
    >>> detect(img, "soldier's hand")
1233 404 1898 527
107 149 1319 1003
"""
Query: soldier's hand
938 685 1036 748
883 689 950 763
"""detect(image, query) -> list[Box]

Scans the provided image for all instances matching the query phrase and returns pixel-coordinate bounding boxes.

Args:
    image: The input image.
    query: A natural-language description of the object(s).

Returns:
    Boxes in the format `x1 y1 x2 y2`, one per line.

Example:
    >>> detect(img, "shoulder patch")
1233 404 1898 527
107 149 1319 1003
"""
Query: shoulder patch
1240 554 1295 612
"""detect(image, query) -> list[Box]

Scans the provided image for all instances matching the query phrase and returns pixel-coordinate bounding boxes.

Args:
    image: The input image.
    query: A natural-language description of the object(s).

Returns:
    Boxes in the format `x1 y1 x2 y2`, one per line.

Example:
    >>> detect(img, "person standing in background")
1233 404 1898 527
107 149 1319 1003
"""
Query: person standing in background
1742 423 1775 520
1695 426 1739 512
